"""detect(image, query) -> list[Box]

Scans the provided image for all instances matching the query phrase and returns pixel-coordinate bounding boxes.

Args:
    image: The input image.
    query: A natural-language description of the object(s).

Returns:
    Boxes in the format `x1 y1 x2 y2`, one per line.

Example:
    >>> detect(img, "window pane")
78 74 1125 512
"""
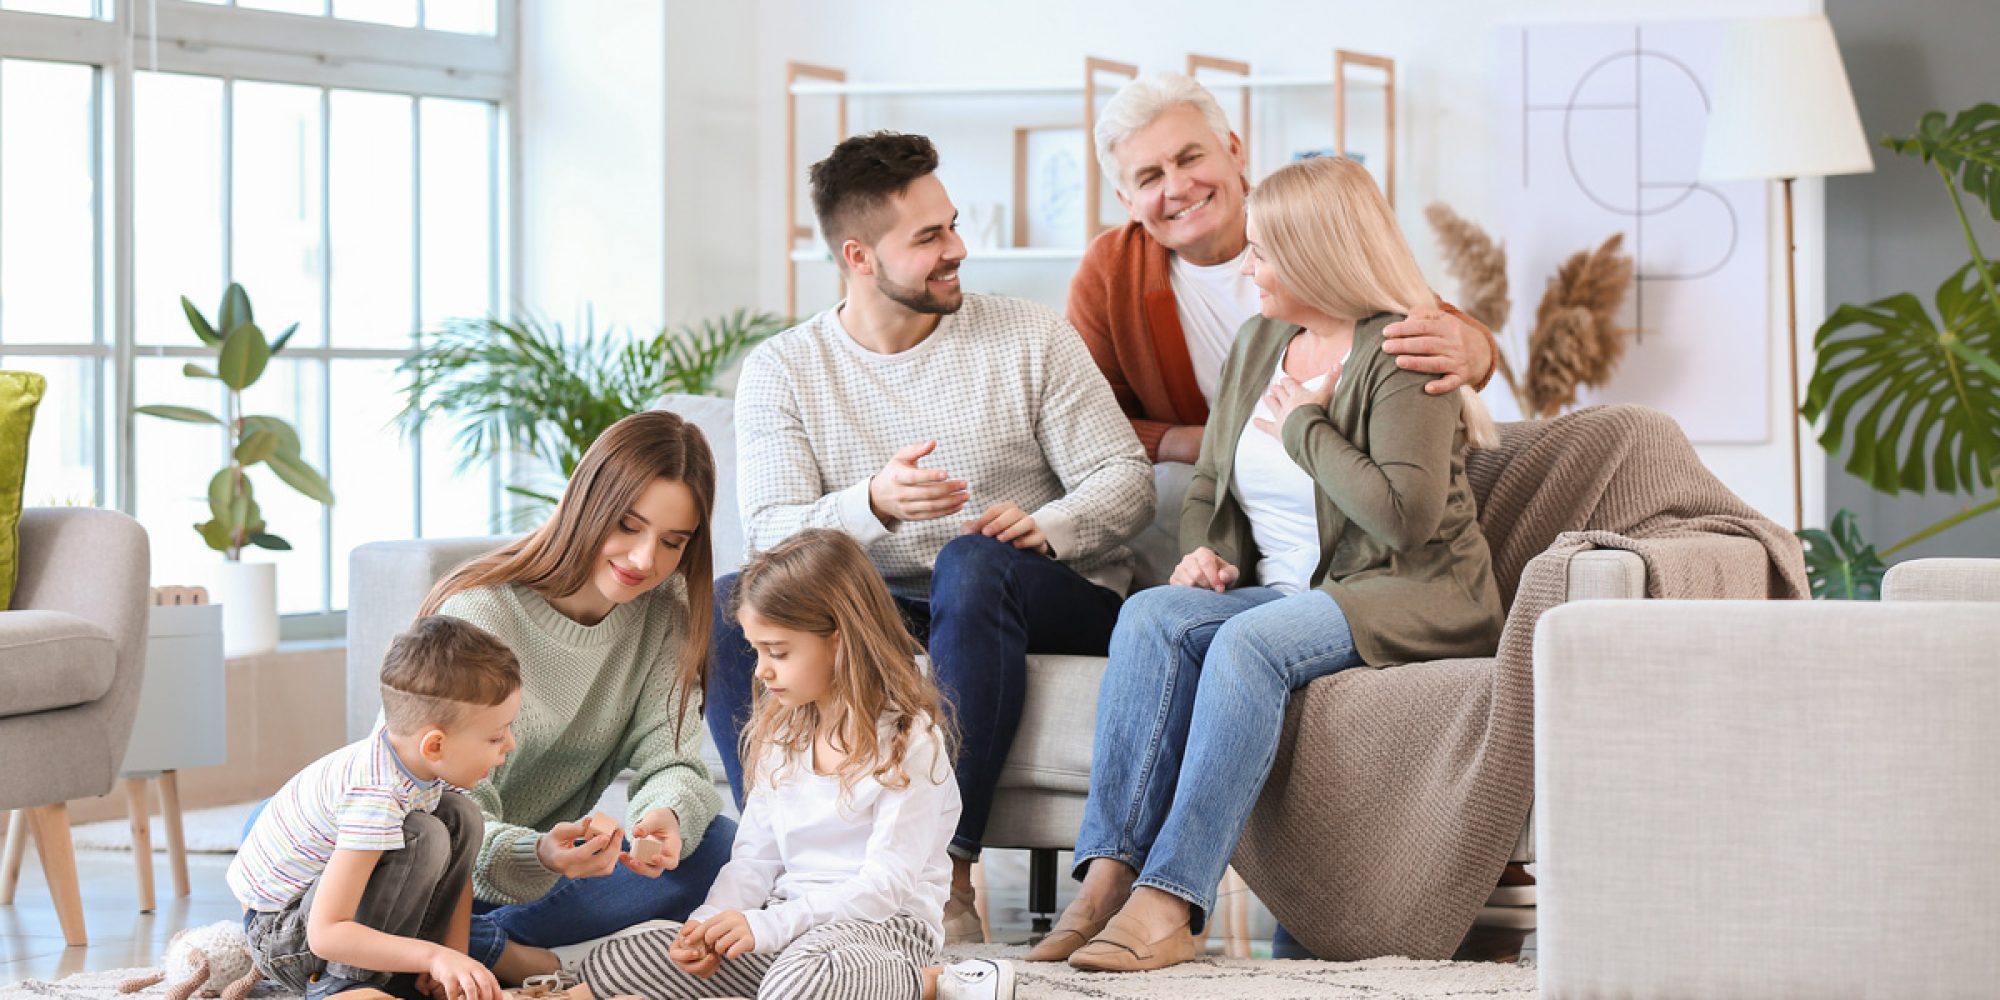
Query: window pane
420 416 493 537
240 357 328 614
334 0 416 28
2 60 97 346
420 98 492 330
0 0 95 16
240 0 326 15
1 356 97 506
423 0 495 35
328 360 413 610
233 81 324 348
329 90 414 348
132 356 228 593
135 72 223 347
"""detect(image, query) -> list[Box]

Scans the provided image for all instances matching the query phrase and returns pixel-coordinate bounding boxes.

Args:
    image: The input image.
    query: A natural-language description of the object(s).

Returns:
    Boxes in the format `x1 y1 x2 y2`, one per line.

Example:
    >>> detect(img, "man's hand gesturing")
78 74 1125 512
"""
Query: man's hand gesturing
868 440 969 528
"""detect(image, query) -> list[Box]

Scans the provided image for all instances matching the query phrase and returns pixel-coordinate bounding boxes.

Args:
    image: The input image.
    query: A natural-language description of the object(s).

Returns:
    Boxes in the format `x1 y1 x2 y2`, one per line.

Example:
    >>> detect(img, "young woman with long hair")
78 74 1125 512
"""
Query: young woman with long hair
415 409 735 982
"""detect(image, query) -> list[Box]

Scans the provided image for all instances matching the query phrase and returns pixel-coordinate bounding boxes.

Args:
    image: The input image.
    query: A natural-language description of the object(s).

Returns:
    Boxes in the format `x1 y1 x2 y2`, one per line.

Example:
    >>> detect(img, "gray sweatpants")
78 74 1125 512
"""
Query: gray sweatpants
245 793 482 994
579 912 940 1000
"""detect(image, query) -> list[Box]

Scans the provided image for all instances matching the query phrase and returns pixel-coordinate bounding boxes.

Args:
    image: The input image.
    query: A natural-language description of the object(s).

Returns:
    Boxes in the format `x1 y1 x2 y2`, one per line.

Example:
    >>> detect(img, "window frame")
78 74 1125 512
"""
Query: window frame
0 0 519 636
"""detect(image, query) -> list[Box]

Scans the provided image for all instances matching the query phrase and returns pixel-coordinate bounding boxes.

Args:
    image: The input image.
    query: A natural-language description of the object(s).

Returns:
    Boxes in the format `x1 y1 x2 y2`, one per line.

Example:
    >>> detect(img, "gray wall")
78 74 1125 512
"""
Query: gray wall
1824 0 2000 559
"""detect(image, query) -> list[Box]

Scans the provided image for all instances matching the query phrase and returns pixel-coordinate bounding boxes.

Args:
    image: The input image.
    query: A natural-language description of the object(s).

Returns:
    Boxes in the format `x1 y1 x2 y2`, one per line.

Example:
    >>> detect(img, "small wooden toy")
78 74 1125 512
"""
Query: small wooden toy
579 810 622 847
631 836 666 865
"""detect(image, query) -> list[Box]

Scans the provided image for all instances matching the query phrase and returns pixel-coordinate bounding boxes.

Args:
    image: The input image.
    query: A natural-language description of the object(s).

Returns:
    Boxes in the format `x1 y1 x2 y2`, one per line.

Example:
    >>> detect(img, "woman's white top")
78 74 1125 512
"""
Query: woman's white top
1230 344 1348 594
690 715 960 954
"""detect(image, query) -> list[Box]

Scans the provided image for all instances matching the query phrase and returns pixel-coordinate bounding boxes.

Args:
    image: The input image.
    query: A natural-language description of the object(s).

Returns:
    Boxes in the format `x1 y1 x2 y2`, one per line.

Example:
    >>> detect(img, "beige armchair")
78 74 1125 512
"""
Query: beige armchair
1534 557 2000 998
0 507 152 946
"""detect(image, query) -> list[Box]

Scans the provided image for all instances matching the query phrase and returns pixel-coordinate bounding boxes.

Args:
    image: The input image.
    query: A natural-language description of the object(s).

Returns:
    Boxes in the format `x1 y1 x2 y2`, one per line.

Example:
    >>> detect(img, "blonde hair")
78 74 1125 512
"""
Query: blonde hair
419 410 718 725
1247 157 1498 448
731 529 955 797
1095 73 1234 190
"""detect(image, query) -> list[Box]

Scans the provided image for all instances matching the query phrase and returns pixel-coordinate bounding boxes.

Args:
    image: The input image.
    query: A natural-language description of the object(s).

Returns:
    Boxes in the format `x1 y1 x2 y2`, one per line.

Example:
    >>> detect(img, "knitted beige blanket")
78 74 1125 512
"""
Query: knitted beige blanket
1232 405 1809 960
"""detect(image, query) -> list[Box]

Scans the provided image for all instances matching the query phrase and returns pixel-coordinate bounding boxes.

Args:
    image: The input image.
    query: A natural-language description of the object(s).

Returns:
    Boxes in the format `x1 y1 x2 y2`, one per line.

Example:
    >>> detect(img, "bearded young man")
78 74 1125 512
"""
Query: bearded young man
707 131 1156 944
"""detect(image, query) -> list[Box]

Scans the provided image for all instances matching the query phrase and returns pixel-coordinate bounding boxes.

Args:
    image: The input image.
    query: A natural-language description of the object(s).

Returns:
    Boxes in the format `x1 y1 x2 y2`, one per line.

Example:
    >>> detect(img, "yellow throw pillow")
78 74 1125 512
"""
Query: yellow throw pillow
1 371 48 610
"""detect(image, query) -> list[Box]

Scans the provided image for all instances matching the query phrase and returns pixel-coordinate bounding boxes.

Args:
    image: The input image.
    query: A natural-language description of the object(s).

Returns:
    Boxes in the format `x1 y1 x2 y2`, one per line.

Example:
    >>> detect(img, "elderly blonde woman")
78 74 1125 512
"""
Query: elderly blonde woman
1030 156 1504 973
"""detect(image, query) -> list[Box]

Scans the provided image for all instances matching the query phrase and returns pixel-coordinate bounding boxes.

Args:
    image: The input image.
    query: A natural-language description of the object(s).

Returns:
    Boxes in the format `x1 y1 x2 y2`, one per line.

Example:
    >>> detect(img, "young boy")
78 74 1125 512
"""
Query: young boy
228 615 523 1000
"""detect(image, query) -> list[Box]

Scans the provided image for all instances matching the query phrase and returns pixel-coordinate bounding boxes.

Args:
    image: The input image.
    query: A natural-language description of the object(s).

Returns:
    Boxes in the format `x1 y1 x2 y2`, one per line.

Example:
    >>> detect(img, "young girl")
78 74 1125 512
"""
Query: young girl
573 528 1015 1000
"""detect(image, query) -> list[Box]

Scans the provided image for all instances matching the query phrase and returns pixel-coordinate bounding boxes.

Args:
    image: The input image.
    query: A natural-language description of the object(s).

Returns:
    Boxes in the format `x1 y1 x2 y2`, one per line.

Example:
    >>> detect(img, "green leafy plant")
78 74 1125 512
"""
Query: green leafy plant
135 283 335 559
397 308 787 524
1798 509 1887 600
1803 103 2000 594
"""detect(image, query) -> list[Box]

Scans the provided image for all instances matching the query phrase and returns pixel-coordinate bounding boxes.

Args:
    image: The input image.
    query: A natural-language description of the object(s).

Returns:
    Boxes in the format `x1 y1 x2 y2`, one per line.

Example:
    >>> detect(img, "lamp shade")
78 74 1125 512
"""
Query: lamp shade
1698 15 1874 182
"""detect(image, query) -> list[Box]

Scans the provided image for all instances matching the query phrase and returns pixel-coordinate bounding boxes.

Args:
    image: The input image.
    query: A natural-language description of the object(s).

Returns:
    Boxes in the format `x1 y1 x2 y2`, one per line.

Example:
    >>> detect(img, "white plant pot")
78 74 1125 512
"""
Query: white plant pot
211 560 279 658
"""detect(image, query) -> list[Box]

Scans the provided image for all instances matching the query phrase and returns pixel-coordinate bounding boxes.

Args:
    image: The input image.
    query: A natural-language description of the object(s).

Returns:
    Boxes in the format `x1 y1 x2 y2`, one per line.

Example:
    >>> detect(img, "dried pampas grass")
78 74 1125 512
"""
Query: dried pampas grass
1524 233 1634 418
1425 203 1511 331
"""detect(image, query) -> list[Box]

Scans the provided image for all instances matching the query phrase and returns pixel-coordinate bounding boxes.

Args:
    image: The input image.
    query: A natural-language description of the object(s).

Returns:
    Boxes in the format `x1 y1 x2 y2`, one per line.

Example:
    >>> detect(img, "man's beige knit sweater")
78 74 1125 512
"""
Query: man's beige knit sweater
440 578 721 905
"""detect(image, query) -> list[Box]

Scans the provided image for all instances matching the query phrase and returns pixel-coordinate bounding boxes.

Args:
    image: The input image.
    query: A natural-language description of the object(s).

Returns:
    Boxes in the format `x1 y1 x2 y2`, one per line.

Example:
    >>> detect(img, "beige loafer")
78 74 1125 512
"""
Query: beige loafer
1022 903 1110 963
1066 910 1199 973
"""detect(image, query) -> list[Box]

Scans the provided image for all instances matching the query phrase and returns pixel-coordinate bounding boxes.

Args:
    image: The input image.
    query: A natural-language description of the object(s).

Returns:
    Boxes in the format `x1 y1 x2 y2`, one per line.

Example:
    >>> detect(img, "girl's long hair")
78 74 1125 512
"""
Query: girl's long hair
1249 156 1499 448
419 409 718 723
731 528 955 796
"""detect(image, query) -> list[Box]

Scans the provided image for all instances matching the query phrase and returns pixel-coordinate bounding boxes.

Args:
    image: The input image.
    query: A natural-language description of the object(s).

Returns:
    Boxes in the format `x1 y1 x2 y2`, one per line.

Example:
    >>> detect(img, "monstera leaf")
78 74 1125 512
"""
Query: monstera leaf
1886 103 2000 222
1804 260 2000 495
1798 509 1887 601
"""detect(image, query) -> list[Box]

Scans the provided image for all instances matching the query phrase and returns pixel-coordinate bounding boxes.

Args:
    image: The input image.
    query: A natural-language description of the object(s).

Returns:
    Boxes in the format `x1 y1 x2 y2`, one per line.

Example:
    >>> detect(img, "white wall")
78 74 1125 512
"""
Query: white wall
522 0 1831 526
517 0 666 333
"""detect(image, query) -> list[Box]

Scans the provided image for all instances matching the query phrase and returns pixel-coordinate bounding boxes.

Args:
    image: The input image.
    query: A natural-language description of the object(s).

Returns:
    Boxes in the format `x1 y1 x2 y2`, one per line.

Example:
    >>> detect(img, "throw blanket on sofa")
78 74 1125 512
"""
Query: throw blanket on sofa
1232 405 1810 960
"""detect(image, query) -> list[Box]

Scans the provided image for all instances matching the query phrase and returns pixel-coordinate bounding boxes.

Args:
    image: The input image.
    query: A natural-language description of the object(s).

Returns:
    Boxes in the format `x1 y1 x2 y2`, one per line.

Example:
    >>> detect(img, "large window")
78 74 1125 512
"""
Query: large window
1 1 513 627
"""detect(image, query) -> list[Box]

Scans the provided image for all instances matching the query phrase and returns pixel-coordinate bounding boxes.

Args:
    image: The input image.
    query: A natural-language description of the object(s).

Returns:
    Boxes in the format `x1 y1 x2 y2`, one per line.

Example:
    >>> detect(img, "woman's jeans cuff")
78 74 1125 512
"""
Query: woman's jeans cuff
1068 848 1139 883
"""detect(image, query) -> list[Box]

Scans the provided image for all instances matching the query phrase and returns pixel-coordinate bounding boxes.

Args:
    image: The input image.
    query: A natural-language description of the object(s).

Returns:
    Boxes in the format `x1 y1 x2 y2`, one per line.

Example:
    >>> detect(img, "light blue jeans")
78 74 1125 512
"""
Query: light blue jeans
1072 584 1365 931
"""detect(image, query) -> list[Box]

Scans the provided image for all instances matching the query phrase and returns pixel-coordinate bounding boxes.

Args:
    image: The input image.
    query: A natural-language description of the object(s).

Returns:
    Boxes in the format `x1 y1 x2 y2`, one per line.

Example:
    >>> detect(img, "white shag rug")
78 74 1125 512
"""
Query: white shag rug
1 950 1537 1000
68 802 262 854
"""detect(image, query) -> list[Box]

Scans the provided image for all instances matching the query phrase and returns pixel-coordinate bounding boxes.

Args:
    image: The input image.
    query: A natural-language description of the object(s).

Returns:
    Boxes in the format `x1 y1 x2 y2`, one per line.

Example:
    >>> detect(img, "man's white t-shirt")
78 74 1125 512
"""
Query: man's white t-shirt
1168 248 1260 404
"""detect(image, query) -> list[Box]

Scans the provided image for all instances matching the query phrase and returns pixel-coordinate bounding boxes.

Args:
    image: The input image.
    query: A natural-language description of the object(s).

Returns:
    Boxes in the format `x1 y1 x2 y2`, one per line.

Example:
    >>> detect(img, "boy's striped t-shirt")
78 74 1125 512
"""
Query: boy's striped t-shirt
227 726 448 912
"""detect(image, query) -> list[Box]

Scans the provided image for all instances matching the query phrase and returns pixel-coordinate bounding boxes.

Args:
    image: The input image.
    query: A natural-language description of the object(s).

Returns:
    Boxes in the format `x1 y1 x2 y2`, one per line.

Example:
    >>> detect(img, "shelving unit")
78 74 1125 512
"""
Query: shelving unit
781 50 1397 316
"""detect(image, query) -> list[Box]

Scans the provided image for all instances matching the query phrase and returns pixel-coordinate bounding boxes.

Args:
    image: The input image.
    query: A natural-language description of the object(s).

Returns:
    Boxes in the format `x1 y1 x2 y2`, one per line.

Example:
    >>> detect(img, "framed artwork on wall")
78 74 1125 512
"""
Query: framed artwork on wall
1012 124 1086 248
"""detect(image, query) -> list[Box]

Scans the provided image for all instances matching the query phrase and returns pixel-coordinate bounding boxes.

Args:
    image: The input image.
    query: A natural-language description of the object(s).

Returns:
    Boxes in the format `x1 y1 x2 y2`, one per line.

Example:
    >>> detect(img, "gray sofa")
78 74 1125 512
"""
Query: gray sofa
1534 557 2000 998
0 507 151 946
349 394 1593 927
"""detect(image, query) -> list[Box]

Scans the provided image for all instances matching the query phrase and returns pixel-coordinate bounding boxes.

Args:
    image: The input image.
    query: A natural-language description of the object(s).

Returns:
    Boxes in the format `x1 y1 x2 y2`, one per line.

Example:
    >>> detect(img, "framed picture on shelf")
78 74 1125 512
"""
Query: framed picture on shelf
1012 124 1087 248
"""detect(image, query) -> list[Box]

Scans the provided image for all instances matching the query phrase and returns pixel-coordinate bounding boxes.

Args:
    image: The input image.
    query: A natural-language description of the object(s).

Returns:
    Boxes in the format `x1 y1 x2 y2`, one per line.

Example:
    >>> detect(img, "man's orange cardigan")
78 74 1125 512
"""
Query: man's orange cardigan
1066 220 1497 461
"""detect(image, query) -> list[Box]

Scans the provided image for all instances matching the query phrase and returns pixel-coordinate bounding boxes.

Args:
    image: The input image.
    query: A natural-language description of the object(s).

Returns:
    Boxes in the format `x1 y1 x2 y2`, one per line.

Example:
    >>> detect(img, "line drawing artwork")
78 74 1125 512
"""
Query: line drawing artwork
1494 22 1769 443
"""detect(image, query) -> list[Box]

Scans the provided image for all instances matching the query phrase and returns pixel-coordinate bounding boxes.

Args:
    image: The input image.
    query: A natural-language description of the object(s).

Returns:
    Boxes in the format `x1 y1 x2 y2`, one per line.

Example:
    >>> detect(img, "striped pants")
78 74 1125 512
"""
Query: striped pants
578 913 940 1000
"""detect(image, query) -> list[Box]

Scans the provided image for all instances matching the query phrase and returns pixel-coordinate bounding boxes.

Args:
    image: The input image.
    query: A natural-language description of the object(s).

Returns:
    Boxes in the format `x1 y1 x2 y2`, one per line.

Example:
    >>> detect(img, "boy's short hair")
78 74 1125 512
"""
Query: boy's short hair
379 615 521 734
809 131 939 263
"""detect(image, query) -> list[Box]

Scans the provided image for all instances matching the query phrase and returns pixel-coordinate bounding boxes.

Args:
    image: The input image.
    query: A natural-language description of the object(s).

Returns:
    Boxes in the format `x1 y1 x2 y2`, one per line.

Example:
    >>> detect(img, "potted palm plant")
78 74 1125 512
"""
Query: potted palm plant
137 284 334 654
397 308 785 527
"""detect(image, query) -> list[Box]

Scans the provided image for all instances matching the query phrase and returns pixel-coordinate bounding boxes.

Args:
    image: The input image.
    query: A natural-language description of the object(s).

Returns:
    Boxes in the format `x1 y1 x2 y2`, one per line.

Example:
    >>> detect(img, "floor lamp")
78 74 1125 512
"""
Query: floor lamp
1698 15 1874 531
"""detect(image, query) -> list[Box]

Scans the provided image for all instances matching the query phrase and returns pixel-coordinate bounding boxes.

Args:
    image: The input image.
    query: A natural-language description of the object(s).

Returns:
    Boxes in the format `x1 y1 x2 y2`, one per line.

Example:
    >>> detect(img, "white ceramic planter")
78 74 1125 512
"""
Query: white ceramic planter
211 560 278 657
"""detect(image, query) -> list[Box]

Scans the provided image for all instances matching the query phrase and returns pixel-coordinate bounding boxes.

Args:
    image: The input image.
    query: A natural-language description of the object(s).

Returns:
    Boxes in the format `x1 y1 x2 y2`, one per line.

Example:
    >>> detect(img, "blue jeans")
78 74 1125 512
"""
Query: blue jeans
707 533 1123 859
1072 585 1364 932
466 814 737 966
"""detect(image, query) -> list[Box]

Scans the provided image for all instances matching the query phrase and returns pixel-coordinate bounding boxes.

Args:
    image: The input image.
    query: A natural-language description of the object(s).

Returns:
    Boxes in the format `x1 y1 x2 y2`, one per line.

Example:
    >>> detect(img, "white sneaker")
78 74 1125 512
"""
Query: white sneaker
936 958 1014 1000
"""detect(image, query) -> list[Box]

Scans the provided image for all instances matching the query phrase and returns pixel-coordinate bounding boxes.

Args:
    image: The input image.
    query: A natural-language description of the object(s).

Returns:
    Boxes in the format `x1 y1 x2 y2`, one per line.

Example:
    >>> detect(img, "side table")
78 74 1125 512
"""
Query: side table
120 602 226 912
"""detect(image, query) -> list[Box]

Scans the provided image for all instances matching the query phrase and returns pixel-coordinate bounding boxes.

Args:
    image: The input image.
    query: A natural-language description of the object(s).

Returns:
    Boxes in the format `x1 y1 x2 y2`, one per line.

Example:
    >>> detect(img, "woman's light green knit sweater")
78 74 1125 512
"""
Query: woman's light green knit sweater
439 578 721 906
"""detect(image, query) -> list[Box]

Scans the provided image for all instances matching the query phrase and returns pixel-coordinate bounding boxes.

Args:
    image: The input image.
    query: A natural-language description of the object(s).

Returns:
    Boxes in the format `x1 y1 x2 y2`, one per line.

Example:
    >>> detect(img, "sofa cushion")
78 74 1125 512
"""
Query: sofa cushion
996 654 1109 794
0 610 116 716
1 370 47 610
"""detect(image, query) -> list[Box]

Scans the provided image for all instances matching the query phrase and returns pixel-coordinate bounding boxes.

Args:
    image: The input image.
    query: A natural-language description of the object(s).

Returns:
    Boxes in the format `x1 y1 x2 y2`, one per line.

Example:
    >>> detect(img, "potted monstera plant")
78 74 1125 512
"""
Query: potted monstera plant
137 283 334 655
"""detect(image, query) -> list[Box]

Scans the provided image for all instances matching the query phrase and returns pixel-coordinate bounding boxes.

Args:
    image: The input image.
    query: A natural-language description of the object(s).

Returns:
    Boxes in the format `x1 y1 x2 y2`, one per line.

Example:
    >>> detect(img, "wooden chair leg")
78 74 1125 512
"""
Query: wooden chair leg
159 771 190 898
1 809 28 905
126 778 156 913
25 803 87 947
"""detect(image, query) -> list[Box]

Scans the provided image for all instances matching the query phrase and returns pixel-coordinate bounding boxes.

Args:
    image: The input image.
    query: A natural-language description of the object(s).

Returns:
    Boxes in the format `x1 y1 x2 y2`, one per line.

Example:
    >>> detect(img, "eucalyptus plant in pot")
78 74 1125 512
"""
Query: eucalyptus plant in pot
137 283 334 655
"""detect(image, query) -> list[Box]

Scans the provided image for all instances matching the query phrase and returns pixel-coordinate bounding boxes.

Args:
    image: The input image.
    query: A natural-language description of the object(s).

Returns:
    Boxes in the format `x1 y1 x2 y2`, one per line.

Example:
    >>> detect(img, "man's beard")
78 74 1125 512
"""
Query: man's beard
875 267 963 315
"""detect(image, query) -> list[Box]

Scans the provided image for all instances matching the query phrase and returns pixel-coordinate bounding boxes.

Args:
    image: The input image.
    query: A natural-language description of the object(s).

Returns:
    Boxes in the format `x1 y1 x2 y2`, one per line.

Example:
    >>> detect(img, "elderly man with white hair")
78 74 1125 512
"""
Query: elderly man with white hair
1067 73 1498 466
